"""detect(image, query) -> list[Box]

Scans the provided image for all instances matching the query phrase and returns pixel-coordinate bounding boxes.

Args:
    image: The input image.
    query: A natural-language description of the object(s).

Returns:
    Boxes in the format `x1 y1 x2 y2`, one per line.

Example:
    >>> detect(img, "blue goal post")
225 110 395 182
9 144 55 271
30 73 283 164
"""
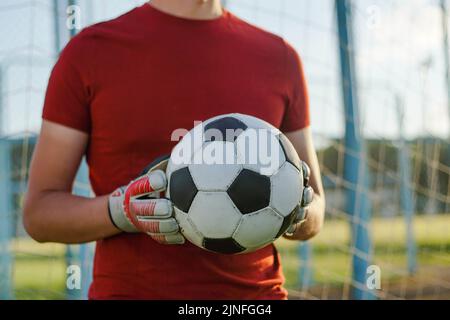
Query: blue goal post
336 0 375 300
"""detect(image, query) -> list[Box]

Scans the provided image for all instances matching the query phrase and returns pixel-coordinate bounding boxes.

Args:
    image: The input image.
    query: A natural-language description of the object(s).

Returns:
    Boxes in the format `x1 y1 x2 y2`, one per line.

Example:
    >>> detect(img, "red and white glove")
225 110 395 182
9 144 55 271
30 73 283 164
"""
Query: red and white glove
108 157 185 245
285 161 314 236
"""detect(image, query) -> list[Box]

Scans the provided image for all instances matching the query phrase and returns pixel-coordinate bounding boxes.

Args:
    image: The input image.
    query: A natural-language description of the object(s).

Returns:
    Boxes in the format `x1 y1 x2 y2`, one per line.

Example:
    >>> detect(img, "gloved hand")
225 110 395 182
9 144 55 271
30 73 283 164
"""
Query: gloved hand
108 156 185 245
285 161 314 236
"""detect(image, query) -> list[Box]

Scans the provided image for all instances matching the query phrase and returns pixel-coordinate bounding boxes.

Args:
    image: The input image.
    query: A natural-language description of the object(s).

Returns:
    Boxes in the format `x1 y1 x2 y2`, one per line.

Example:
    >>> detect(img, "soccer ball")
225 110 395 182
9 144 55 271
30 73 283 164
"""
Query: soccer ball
166 113 305 254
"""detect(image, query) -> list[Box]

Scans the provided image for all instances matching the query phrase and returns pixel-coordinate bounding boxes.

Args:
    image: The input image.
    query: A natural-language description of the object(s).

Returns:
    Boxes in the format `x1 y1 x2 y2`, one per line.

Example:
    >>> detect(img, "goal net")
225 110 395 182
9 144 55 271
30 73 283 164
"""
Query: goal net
0 0 448 299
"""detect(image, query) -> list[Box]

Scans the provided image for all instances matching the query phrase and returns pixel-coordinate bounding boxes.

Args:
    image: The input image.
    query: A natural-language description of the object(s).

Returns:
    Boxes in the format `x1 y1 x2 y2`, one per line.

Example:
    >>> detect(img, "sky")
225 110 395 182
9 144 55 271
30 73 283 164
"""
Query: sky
0 0 449 143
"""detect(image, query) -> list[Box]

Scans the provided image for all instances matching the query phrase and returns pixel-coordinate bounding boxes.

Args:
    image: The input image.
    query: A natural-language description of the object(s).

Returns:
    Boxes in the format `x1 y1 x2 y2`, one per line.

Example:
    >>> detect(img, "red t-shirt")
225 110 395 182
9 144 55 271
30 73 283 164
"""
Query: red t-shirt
42 4 310 300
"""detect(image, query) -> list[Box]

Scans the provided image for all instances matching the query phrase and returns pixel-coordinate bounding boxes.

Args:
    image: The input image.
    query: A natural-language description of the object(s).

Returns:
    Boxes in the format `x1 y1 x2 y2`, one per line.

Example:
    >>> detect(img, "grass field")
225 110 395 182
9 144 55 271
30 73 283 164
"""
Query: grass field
10 215 450 299
278 214 450 299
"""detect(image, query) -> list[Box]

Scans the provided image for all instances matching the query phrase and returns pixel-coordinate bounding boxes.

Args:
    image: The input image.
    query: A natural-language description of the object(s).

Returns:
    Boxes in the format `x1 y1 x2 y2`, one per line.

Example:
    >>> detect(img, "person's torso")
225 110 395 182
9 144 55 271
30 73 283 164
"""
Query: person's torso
82 4 290 299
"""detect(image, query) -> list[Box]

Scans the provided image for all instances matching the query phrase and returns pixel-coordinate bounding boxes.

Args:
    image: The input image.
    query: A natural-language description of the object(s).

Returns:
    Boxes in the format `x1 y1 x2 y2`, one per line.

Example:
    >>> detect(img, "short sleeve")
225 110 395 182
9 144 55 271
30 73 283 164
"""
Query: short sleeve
280 41 310 133
42 36 91 133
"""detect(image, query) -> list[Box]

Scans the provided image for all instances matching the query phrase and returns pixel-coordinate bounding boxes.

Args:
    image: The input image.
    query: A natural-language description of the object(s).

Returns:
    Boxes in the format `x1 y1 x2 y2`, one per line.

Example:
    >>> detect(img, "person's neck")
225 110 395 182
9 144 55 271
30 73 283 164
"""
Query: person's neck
149 0 223 20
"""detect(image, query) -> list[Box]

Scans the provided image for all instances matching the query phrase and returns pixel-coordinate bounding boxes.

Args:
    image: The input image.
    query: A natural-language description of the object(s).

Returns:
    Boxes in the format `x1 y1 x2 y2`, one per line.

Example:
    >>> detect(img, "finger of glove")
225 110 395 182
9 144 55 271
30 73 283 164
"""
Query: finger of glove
130 198 172 219
150 233 185 245
286 224 296 236
301 186 314 208
127 170 167 198
146 170 167 191
293 206 307 222
137 217 180 235
301 161 311 185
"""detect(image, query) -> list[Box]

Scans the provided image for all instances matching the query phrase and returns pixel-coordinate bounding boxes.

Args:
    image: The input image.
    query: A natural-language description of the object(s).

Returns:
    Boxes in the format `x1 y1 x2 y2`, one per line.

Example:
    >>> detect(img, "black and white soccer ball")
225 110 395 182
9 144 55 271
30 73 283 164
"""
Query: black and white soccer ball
166 113 306 254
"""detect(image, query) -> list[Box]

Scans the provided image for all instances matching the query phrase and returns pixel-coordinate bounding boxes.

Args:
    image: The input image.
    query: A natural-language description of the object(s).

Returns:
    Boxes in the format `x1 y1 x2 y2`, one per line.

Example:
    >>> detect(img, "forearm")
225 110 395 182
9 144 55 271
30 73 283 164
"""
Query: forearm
24 191 120 244
285 193 325 241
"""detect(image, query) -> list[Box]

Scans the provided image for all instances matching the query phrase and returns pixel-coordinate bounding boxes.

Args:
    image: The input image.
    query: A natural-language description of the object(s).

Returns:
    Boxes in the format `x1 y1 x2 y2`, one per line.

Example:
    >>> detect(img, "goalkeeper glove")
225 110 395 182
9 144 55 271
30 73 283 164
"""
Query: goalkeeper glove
285 161 314 236
108 156 185 245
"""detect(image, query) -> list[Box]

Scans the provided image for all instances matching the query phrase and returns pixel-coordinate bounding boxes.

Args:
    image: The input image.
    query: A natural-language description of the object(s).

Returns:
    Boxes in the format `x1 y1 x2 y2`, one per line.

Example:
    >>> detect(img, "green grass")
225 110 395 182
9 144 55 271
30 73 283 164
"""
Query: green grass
277 215 450 297
12 241 66 299
10 215 450 299
14 258 66 300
